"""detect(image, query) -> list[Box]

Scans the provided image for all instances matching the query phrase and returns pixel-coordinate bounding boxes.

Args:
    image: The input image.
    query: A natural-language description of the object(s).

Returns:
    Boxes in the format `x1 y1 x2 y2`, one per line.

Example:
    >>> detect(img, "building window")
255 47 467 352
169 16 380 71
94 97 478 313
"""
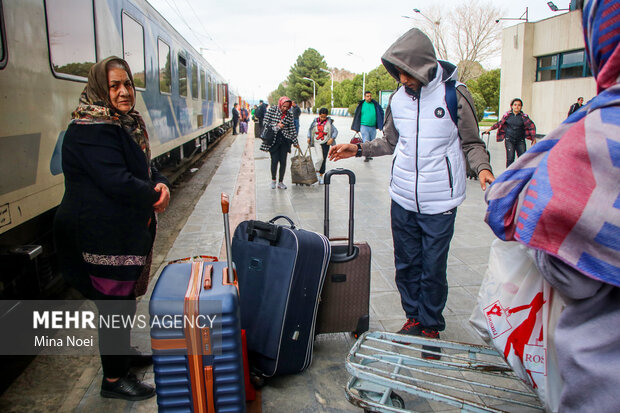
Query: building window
158 39 171 94
122 13 145 89
536 49 591 82
0 0 7 69
178 54 187 97
191 61 198 99
45 0 96 80
200 69 206 100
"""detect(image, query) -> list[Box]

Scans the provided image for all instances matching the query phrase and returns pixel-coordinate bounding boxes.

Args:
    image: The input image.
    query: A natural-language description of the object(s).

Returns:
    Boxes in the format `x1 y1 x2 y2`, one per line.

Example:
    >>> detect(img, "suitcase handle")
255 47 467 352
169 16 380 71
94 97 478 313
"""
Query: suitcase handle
221 193 234 284
323 168 355 257
269 215 296 229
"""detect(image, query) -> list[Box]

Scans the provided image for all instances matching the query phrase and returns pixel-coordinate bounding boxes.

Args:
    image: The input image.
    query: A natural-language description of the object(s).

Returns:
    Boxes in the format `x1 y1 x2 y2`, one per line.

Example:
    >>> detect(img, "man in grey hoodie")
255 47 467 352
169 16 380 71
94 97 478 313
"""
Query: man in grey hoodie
330 28 494 356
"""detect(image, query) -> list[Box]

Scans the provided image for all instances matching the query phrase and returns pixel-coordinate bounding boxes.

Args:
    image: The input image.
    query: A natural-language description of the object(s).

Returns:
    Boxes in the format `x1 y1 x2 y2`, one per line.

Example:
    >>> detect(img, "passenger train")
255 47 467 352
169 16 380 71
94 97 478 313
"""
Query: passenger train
0 0 243 298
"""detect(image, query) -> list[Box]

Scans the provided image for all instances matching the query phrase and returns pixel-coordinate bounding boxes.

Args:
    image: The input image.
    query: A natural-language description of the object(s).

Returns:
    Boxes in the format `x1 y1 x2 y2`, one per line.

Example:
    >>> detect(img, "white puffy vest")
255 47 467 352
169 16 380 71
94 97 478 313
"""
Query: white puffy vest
389 66 467 214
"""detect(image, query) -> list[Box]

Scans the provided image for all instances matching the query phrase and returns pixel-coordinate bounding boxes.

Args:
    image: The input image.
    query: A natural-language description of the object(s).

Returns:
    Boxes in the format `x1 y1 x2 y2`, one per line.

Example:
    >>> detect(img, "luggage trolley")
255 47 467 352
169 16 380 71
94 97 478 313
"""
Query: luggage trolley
345 331 544 413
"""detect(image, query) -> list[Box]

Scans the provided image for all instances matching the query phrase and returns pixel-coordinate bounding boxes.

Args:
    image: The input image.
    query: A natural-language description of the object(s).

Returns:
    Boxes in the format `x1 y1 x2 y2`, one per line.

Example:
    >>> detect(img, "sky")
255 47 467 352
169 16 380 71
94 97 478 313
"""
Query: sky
146 0 572 102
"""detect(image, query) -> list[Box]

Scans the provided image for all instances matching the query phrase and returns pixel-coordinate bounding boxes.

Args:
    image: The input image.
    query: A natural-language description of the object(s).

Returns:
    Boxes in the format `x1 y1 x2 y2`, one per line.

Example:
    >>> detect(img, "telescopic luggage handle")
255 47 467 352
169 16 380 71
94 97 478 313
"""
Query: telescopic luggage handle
221 193 235 284
324 168 355 258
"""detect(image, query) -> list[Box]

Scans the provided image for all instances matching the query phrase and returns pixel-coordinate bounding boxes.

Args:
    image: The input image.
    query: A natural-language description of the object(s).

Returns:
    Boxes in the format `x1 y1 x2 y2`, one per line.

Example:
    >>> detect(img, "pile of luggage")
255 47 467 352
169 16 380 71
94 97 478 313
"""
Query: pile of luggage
149 169 371 412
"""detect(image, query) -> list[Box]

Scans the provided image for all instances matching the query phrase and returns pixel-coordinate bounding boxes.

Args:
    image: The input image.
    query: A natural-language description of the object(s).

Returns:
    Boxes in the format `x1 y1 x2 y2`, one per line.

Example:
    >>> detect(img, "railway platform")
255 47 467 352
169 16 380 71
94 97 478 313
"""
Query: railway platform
0 113 514 412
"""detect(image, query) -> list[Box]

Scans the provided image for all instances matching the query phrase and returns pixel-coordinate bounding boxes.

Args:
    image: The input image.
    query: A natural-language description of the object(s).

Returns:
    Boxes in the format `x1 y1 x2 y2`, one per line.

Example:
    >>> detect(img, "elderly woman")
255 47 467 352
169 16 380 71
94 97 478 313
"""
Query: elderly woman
486 98 536 167
307 108 338 184
260 96 299 189
54 56 169 401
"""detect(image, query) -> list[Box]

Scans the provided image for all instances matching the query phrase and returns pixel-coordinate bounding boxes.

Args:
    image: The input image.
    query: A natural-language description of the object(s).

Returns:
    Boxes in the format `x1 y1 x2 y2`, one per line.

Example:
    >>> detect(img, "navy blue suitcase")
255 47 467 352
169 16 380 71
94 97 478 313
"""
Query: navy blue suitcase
150 194 245 412
232 216 330 377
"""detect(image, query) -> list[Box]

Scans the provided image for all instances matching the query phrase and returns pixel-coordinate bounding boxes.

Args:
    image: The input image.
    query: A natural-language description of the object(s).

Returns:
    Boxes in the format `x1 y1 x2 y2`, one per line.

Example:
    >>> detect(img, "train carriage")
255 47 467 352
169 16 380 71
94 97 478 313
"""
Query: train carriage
0 0 240 298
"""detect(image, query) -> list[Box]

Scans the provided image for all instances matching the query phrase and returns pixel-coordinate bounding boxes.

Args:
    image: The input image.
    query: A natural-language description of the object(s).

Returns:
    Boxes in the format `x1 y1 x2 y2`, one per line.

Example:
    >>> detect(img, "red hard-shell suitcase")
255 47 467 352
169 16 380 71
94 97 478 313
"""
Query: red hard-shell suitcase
315 168 370 336
149 194 247 412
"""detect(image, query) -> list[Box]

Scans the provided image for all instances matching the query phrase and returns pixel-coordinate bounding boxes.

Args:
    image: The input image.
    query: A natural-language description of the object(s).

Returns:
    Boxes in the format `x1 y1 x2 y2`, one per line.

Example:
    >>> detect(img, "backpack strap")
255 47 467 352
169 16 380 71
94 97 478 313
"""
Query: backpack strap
445 80 458 126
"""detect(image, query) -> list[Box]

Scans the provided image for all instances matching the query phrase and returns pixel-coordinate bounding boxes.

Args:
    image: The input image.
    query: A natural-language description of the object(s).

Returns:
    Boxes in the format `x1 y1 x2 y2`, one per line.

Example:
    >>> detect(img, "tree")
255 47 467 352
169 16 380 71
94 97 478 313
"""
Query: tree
467 68 501 116
412 0 503 83
286 48 329 107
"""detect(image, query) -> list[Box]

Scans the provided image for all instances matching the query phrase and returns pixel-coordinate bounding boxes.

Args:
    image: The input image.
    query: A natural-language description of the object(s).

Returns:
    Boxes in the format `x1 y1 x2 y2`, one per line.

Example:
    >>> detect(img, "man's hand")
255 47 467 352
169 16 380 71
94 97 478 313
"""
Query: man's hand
478 169 495 191
328 143 357 161
153 183 170 213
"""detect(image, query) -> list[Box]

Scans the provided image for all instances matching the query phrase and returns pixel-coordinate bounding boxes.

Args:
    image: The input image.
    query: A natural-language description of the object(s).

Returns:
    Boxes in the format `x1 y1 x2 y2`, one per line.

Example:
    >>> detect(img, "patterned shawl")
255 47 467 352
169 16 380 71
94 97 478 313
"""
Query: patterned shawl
485 0 620 287
70 56 151 165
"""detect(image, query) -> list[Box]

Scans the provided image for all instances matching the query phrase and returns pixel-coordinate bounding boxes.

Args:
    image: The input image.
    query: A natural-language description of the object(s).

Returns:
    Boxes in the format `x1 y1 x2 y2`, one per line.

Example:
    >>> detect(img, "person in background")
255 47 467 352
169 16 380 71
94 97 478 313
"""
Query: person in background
254 100 267 138
307 107 338 185
485 1 620 411
54 56 170 401
232 102 240 135
351 91 384 162
239 105 249 134
485 98 536 168
251 104 257 121
330 28 494 359
291 100 302 135
567 96 584 117
260 96 300 189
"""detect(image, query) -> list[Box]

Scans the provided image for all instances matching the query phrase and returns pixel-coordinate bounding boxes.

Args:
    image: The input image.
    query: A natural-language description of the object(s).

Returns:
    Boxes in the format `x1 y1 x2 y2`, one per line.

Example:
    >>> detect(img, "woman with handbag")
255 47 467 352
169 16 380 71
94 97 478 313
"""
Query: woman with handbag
307 108 338 184
260 96 299 189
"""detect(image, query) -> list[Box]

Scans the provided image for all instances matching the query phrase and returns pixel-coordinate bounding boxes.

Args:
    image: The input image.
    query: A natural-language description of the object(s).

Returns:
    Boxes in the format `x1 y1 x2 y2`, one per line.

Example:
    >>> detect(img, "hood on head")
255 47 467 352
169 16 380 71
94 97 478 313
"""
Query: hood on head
583 0 620 93
381 28 438 86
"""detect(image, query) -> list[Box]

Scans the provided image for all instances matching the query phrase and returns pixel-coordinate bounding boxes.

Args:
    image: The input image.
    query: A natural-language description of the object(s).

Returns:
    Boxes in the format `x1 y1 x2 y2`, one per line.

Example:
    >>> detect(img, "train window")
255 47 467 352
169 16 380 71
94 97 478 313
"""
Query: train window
191 61 198 99
45 0 96 79
122 13 145 89
178 54 187 97
207 75 212 101
0 0 6 69
158 39 171 94
200 69 206 100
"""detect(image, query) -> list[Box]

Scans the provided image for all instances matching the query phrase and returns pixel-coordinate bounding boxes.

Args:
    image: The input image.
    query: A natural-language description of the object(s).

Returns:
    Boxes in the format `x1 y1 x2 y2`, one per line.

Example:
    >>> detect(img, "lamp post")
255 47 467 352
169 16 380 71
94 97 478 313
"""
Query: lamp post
346 52 365 100
319 68 334 109
547 1 569 12
495 7 529 23
302 77 316 112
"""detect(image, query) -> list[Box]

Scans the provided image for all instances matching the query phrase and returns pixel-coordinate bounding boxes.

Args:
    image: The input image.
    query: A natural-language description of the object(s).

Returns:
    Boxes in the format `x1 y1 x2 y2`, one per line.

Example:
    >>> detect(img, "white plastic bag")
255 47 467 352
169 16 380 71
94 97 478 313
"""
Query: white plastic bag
469 239 564 412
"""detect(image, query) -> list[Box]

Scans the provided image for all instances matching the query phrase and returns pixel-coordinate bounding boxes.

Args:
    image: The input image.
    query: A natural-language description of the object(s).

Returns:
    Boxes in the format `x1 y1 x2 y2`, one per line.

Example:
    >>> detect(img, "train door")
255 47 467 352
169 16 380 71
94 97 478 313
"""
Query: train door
222 83 229 118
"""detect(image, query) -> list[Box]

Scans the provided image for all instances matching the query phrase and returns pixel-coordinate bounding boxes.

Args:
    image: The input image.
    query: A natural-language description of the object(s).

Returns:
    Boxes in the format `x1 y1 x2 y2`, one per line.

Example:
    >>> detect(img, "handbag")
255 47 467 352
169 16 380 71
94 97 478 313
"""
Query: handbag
469 239 564 411
261 125 276 146
350 132 362 145
290 147 318 185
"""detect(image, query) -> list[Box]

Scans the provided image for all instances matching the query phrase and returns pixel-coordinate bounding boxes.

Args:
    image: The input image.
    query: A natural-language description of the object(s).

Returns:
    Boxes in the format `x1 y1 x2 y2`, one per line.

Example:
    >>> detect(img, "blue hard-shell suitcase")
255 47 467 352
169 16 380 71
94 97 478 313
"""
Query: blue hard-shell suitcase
150 194 245 412
232 216 330 377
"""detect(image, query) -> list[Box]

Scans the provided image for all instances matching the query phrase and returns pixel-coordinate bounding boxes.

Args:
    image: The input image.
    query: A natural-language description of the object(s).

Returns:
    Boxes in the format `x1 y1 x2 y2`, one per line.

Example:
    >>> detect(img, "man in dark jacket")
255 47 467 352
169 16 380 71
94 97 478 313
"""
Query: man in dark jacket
254 100 267 138
567 96 584 117
351 91 384 161
232 103 239 135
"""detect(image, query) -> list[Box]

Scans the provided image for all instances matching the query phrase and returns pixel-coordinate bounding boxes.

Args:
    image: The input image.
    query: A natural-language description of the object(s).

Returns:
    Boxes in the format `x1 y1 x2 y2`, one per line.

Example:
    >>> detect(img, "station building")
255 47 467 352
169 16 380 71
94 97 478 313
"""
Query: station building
499 9 596 134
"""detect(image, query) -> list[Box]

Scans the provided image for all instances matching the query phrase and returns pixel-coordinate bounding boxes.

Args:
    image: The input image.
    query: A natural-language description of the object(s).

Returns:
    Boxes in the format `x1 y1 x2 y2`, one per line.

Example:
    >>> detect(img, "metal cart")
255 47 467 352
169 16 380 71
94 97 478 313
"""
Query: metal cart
345 331 544 413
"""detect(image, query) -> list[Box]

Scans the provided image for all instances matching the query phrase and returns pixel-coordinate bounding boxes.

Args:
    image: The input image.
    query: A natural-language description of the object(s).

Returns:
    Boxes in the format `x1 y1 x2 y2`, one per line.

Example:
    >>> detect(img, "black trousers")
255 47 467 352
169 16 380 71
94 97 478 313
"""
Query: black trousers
318 143 330 174
232 118 239 135
57 246 136 379
505 138 526 167
270 142 289 182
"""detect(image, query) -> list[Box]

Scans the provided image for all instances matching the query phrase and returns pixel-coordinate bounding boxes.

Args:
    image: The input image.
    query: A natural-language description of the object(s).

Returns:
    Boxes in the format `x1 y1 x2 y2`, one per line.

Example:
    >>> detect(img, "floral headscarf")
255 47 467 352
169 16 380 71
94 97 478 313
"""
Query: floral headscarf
71 56 151 164
278 96 292 112
484 0 620 286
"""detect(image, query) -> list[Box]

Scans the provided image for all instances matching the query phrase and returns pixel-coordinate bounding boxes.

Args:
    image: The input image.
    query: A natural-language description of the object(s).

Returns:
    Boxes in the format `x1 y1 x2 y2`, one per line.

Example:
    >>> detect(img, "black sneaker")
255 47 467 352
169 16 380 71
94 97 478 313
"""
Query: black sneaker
421 329 441 360
101 373 156 401
397 318 423 336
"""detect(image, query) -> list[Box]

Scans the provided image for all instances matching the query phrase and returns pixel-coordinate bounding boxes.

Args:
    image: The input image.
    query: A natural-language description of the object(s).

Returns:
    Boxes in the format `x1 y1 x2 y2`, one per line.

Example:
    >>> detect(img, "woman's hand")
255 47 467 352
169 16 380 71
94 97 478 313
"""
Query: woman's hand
277 122 284 129
328 143 357 161
307 138 311 144
153 183 170 213
326 138 334 146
